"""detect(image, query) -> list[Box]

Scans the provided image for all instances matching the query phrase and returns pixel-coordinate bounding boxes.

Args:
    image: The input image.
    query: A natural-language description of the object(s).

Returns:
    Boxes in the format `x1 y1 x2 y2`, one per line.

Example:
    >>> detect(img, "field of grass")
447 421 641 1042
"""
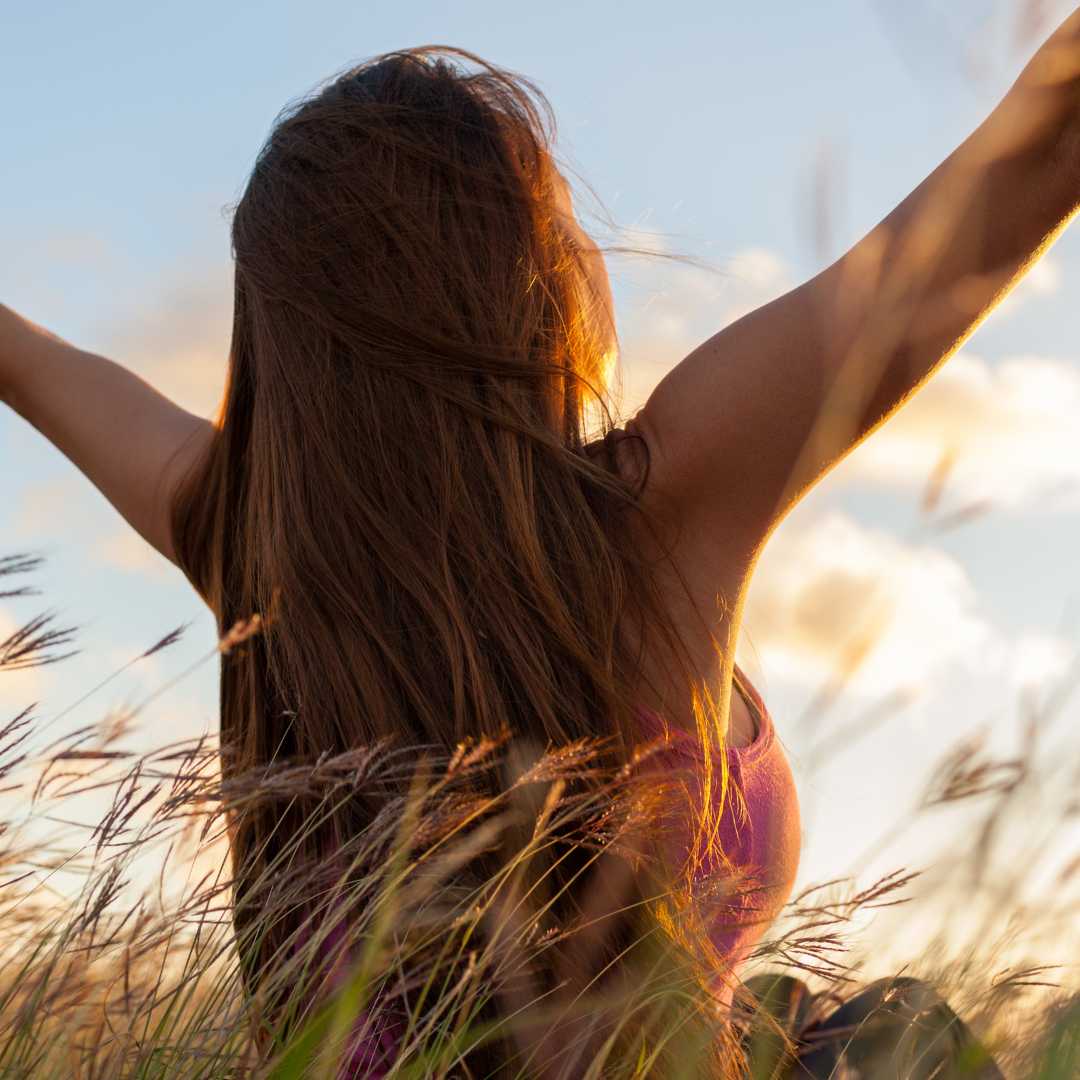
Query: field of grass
0 550 1077 1078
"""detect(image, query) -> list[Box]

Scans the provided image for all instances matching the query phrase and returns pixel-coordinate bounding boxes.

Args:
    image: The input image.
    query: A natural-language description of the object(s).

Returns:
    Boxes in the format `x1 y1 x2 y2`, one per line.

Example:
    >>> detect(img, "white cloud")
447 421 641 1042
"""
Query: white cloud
1024 254 1062 295
614 245 794 414
714 247 791 324
620 243 792 329
9 480 171 581
998 631 1076 697
94 530 173 580
90 260 233 419
740 508 1078 708
612 225 673 258
741 509 993 699
841 351 1080 510
11 479 85 538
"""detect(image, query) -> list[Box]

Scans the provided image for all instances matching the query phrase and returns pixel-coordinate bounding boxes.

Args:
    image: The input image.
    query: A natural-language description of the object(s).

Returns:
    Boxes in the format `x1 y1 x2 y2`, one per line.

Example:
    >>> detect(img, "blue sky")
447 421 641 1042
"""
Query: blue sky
3 0 1079 976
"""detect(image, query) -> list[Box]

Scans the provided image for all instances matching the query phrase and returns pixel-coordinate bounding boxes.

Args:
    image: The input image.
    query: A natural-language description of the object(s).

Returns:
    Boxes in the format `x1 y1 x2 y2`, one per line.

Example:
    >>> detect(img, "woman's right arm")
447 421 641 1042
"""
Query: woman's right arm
0 303 215 566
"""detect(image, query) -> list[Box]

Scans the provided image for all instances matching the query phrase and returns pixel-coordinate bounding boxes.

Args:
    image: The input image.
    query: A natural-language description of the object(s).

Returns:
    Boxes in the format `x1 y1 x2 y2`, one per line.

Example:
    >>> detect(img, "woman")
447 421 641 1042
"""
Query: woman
3 8 1078 1073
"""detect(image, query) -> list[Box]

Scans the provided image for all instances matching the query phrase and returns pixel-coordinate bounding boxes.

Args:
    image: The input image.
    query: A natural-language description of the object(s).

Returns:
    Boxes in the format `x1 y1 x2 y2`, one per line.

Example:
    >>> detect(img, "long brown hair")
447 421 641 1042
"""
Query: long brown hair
170 45 732 1073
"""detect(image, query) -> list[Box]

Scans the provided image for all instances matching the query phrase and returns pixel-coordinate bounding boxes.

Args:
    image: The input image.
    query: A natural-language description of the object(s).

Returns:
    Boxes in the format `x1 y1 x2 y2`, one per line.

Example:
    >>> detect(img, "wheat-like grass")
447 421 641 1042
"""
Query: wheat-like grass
0 551 1076 1077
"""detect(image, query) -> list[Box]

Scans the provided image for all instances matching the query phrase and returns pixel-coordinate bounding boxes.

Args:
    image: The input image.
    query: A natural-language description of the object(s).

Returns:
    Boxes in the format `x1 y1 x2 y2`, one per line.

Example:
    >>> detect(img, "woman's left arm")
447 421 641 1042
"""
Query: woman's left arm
0 304 215 566
628 7 1080 574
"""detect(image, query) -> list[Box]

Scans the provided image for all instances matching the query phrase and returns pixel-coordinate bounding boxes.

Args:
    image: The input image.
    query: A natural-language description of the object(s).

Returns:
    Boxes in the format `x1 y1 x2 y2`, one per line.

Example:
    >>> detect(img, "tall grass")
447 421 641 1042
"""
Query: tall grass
0 551 1077 1077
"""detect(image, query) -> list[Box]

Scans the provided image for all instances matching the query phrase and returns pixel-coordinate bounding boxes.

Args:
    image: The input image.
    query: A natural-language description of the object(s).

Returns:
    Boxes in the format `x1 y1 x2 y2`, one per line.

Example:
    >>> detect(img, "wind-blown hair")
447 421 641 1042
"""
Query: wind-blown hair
169 45 733 1073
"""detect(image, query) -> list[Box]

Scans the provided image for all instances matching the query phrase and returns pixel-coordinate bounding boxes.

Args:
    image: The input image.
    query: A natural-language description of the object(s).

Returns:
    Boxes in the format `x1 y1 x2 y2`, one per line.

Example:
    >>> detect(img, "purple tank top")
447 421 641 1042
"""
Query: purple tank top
634 664 802 1005
305 666 800 1074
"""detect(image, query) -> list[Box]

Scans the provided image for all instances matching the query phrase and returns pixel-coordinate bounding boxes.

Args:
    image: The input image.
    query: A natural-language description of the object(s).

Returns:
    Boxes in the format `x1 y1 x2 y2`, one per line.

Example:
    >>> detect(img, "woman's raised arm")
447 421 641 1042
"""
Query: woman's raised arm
631 8 1080 585
0 304 215 566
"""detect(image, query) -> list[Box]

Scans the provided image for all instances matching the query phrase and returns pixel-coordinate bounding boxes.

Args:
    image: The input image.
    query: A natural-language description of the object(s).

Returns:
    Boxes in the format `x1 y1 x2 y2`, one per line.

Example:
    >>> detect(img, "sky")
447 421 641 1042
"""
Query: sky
2 0 1079 979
